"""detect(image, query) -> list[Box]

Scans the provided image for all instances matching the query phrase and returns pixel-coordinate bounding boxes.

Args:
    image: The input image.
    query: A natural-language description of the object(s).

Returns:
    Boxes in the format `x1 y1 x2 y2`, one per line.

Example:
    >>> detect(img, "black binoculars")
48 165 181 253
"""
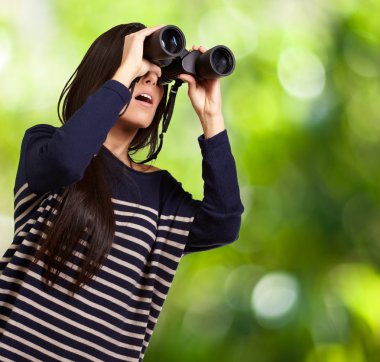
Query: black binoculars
143 25 235 85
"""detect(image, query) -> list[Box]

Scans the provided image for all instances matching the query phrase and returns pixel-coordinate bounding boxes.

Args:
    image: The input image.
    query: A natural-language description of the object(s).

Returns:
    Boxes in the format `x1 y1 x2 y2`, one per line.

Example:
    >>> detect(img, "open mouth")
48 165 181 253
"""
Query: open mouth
135 93 153 105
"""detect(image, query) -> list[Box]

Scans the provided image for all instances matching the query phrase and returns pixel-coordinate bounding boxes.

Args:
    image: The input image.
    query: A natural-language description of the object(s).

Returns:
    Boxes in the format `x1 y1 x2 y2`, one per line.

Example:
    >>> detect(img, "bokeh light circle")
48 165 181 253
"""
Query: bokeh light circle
278 47 325 99
0 31 12 74
251 271 299 328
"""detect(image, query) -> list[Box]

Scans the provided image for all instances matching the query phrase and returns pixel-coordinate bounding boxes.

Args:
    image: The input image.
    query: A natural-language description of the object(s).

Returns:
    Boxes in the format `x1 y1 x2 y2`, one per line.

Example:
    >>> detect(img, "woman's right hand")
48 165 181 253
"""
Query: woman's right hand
111 24 166 88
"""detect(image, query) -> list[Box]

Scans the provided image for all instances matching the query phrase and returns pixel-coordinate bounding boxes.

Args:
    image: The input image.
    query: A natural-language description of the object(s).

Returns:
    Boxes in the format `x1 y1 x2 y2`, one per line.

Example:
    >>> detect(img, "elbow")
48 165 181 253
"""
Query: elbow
51 147 90 185
209 201 245 244
186 203 245 252
220 214 243 244
202 213 242 246
221 201 244 242
26 159 81 195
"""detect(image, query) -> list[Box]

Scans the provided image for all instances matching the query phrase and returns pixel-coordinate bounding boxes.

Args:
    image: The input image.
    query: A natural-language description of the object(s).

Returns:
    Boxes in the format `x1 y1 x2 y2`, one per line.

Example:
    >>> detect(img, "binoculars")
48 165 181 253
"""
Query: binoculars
143 25 235 85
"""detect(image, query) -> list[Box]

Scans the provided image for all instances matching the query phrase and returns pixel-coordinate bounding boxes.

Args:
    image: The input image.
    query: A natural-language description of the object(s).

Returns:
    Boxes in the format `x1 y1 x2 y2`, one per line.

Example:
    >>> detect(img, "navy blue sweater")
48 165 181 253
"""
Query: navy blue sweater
0 79 244 361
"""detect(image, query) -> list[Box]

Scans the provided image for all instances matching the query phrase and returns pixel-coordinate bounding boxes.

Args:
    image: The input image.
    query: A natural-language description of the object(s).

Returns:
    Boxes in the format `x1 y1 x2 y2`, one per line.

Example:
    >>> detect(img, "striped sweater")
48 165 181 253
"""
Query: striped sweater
0 79 244 361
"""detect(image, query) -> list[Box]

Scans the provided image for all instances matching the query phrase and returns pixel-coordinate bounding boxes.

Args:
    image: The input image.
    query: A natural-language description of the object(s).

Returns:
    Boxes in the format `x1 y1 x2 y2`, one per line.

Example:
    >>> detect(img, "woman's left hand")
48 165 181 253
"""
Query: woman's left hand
178 45 225 134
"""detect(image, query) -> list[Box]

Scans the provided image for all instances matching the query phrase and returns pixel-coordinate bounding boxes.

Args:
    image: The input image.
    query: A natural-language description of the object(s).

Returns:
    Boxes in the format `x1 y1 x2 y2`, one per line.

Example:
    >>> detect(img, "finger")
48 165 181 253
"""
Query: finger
178 73 197 86
192 45 207 53
150 63 162 78
138 24 166 37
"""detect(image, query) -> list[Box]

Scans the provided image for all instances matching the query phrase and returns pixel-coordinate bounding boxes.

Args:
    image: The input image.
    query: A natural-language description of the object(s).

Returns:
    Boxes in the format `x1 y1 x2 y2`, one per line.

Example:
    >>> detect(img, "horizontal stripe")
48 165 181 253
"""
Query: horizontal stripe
111 197 158 217
27 224 184 274
158 225 191 236
3 237 184 316
0 324 74 361
0 344 30 362
3 174 196 360
14 217 43 237
14 182 29 200
4 253 162 323
14 192 37 215
114 210 157 227
115 220 156 241
14 193 47 228
0 301 139 360
1 271 147 337
14 183 194 223
159 213 194 222
6 232 183 279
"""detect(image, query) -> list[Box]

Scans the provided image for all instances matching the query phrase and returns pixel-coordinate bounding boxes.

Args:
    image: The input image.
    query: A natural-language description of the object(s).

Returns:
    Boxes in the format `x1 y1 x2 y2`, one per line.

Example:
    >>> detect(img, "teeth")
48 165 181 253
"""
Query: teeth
139 93 152 101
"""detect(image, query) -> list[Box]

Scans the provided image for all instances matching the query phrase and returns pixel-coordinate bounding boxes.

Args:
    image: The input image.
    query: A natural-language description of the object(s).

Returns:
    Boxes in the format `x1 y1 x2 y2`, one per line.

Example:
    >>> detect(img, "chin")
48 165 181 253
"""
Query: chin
119 117 153 130
119 102 160 127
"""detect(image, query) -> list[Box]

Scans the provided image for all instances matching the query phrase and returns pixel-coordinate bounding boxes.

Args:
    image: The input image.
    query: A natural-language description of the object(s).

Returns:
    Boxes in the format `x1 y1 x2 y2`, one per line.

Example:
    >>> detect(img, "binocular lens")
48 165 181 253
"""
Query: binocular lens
161 29 183 54
212 48 234 75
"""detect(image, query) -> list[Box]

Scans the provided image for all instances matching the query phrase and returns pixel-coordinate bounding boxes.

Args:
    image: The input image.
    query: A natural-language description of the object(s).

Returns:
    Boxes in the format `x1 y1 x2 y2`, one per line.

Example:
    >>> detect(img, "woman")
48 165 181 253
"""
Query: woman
0 23 244 361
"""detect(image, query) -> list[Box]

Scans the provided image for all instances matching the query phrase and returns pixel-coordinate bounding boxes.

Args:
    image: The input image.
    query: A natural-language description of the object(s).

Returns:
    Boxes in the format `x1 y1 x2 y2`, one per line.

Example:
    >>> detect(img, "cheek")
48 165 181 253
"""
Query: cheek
120 101 158 121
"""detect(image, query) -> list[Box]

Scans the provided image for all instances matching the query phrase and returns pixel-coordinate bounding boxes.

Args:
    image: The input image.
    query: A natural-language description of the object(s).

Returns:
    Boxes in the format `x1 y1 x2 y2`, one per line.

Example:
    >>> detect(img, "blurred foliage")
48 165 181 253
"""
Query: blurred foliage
1 0 380 361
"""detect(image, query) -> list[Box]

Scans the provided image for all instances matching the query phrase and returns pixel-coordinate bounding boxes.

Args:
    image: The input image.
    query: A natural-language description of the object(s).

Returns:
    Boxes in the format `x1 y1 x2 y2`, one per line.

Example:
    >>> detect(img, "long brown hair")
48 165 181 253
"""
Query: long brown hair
32 23 169 297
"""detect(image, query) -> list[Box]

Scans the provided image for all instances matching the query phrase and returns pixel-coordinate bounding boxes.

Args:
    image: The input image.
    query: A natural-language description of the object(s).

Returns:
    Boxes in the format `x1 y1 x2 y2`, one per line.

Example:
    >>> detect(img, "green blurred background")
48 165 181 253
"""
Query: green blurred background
1 0 380 361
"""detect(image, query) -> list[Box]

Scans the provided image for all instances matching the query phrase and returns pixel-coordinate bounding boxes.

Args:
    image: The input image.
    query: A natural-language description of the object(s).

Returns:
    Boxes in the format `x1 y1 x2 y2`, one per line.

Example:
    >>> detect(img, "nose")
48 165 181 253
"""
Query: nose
142 71 159 86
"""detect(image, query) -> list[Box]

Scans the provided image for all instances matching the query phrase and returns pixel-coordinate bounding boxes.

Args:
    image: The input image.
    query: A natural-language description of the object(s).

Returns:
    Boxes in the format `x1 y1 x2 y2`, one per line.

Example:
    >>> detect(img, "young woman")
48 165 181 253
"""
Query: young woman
0 23 244 361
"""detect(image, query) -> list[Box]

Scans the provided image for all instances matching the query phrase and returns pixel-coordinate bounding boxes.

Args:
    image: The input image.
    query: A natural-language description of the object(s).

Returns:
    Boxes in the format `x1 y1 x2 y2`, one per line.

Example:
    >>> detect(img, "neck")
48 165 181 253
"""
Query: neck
103 123 138 166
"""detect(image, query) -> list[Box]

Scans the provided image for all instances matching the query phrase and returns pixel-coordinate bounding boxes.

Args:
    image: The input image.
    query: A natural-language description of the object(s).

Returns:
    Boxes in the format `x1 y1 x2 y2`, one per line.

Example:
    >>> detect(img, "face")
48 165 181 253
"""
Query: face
117 71 165 130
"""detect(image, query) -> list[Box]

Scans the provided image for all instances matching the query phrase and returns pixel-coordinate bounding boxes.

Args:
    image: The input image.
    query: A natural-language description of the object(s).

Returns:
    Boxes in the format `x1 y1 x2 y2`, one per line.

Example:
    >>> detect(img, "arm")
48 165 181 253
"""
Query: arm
176 45 244 253
21 25 170 196
183 129 244 254
22 80 131 195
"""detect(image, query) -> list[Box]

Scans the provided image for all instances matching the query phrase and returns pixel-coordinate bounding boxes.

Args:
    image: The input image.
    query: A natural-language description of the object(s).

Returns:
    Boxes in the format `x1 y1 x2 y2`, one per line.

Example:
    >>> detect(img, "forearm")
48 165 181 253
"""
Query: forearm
24 80 131 195
46 80 131 169
200 113 226 140
200 129 243 213
184 128 244 253
111 69 134 89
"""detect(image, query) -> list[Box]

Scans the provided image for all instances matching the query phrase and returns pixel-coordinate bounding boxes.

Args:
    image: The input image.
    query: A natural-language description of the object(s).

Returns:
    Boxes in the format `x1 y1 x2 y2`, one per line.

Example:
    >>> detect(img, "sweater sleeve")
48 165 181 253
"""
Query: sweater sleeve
160 130 244 255
19 80 131 195
184 129 244 254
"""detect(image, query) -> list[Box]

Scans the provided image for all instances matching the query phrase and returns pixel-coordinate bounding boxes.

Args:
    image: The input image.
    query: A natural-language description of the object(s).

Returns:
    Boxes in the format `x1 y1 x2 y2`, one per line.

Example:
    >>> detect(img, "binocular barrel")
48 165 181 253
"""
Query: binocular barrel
143 25 235 84
143 25 186 65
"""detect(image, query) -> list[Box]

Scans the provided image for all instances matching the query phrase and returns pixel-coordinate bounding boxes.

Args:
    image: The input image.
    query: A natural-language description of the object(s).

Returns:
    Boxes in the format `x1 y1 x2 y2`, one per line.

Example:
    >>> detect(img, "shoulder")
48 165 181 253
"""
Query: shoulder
161 170 184 190
24 123 57 136
20 124 57 150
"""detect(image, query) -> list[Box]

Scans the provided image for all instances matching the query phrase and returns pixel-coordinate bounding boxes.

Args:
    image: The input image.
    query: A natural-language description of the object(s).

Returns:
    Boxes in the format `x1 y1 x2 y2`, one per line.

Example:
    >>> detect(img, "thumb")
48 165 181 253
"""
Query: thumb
178 73 197 86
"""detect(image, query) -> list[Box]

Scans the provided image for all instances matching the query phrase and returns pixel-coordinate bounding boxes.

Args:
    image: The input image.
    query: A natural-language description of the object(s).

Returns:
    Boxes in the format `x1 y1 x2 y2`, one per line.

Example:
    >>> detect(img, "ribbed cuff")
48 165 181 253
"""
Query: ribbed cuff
197 129 229 151
102 79 132 104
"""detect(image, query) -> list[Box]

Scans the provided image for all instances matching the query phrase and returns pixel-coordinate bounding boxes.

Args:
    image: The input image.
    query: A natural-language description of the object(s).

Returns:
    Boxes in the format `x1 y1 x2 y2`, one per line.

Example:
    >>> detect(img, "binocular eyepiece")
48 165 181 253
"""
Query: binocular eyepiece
143 25 235 85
